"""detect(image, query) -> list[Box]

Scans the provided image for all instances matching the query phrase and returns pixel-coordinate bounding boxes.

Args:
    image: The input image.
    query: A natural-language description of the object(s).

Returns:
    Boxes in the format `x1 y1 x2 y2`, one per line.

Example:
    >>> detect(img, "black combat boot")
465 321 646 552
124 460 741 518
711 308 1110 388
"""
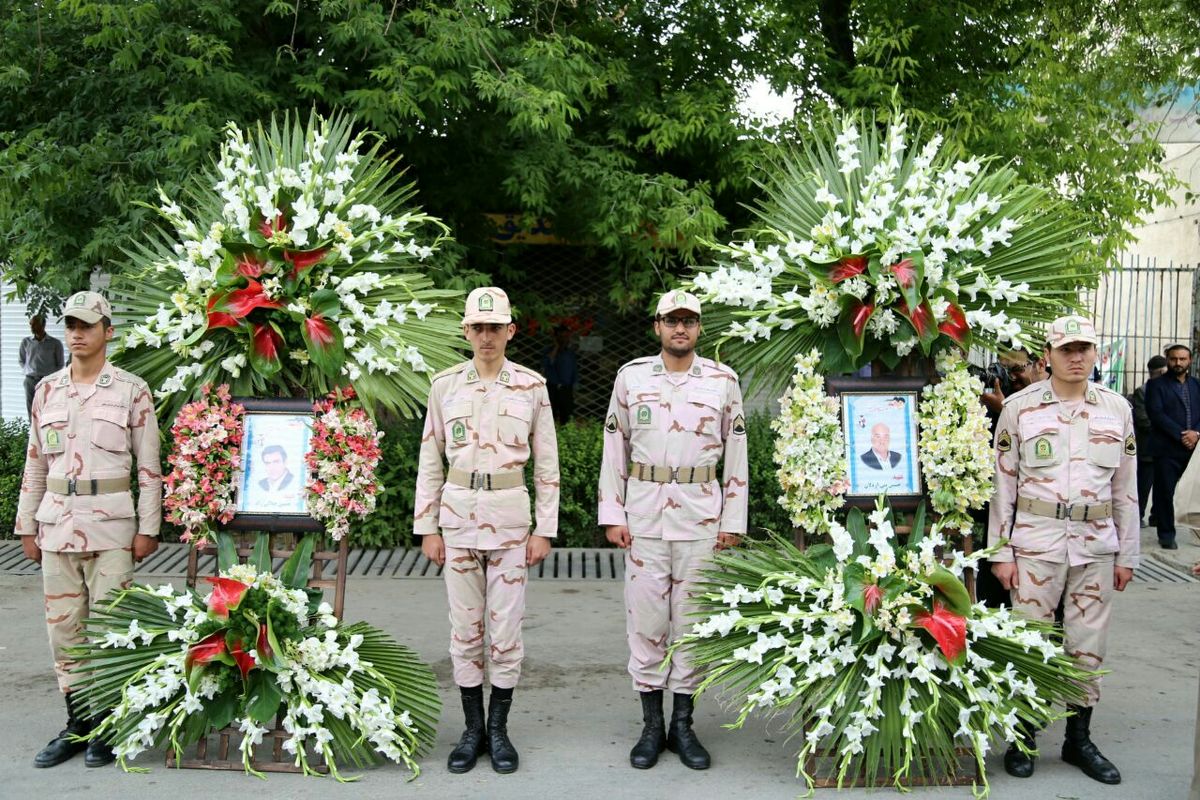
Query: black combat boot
84 711 116 767
1062 705 1121 784
666 693 710 770
629 690 667 769
446 685 487 774
487 686 518 773
1002 722 1037 778
34 693 90 768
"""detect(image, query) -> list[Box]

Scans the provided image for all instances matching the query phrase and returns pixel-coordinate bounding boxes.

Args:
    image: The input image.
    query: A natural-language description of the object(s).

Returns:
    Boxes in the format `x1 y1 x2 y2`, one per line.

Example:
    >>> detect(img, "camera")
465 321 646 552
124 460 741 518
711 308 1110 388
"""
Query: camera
968 361 1015 397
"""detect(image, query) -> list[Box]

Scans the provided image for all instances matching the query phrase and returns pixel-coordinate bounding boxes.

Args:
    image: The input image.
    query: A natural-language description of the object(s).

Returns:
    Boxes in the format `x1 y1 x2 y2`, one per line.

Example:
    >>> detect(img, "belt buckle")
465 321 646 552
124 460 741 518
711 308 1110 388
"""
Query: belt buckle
670 467 680 483
67 478 77 496
1055 501 1069 520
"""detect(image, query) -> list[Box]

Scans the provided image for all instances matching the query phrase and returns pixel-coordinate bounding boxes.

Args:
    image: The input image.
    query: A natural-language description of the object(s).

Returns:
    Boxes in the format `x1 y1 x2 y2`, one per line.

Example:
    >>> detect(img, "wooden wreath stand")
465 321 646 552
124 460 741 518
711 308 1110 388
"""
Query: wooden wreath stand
794 357 981 788
167 529 349 774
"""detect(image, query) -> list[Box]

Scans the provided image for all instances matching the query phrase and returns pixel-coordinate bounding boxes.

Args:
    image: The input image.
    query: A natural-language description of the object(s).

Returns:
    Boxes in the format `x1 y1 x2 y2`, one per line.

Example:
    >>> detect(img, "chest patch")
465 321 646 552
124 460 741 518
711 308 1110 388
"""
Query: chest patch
451 420 467 443
1034 437 1053 460
636 405 652 425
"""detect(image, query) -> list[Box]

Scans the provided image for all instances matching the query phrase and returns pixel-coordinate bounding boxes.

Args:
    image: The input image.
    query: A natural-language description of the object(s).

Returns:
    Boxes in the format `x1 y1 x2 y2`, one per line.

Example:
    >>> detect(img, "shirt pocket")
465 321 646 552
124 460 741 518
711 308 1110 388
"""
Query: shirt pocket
1086 421 1123 469
498 399 533 446
91 405 130 453
39 405 69 454
443 401 473 448
1019 416 1061 468
627 387 660 430
685 389 723 436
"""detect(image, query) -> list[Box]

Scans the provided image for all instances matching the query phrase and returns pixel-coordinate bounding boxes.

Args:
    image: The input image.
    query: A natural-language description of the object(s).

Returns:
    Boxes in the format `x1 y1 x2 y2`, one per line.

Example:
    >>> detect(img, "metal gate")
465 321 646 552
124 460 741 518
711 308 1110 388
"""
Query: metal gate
1087 255 1198 392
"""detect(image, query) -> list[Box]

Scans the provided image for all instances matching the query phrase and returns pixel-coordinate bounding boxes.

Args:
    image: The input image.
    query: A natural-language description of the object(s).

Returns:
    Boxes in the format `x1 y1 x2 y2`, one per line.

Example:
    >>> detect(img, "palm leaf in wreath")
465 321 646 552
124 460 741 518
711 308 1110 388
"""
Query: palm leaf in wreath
110 110 465 420
686 109 1103 395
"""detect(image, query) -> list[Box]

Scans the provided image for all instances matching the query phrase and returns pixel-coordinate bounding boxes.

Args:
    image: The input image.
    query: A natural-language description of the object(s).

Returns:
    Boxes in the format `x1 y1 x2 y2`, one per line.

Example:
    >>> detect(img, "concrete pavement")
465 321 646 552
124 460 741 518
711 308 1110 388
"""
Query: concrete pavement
0 538 1196 800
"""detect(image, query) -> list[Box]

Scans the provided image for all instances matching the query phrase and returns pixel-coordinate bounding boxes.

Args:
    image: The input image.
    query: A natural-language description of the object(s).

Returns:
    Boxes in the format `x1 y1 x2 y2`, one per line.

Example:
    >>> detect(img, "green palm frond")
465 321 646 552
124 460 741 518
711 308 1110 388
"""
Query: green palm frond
110 110 465 421
687 109 1103 394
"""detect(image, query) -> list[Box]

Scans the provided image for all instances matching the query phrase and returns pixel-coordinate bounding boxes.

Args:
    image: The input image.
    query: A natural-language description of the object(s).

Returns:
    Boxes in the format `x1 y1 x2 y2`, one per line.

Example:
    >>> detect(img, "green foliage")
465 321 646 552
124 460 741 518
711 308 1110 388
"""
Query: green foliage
744 411 791 539
349 416 424 549
0 419 29 537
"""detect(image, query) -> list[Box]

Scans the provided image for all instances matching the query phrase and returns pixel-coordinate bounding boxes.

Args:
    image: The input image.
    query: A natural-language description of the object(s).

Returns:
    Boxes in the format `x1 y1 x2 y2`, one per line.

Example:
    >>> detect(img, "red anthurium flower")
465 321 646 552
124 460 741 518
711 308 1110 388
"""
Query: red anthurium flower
889 258 917 289
938 302 970 343
256 623 272 663
207 311 240 330
284 248 328 280
829 256 867 283
235 254 266 278
303 314 336 348
222 279 285 319
229 639 257 680
898 299 936 338
185 631 227 670
204 576 249 618
849 299 875 339
913 601 968 665
258 212 287 240
863 583 884 615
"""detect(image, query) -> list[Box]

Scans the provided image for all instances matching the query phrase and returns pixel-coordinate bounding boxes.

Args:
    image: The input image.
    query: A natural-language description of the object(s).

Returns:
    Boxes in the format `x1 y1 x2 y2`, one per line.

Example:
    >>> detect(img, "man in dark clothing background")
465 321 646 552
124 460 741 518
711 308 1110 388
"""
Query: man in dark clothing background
1129 355 1168 526
1145 344 1200 549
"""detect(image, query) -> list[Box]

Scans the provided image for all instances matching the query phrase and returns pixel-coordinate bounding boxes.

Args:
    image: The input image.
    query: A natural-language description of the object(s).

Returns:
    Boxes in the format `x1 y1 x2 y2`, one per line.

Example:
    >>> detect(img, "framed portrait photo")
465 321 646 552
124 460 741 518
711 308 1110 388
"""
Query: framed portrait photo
827 377 926 508
227 398 323 533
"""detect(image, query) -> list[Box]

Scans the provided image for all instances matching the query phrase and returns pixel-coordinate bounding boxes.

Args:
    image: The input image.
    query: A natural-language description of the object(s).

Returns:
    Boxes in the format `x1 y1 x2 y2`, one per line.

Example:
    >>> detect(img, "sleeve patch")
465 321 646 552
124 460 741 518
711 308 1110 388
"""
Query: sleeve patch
731 414 746 436
605 413 618 434
996 429 1012 452
1124 434 1136 456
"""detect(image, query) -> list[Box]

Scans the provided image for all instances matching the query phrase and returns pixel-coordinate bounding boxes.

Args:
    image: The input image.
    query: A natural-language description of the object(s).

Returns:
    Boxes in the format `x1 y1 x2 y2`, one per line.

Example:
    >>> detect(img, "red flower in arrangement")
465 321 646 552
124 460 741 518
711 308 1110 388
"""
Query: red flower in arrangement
258 212 287 240
229 639 257 680
862 583 884 615
828 256 868 284
256 623 273 662
284 248 328 280
913 602 968 665
888 258 917 290
938 302 970 343
205 576 250 618
897 298 936 339
185 630 228 671
250 322 285 375
848 300 875 339
235 254 266 278
220 279 286 319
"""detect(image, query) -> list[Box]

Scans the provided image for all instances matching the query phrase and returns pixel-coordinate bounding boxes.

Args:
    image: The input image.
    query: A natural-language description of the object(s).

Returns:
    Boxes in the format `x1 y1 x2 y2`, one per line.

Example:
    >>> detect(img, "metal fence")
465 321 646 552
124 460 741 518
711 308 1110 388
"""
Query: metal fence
1087 255 1198 392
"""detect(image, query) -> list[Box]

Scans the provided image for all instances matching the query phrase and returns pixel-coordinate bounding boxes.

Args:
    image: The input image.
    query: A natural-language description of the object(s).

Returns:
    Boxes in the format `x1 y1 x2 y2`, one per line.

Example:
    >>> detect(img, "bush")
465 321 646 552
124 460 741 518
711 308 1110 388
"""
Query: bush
0 419 29 538
0 410 792 548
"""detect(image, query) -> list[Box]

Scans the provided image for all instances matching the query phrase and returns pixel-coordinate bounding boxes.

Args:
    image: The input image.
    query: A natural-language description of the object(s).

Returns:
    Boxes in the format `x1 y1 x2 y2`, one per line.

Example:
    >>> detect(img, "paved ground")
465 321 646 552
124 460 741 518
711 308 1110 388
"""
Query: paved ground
0 529 1196 799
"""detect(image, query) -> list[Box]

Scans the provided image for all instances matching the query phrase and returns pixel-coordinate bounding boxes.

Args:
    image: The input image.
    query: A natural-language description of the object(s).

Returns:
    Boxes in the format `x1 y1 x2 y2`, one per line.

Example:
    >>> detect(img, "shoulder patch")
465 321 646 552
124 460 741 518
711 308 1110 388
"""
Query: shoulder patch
997 429 1012 452
1124 434 1136 457
605 413 618 434
731 414 746 436
431 362 470 383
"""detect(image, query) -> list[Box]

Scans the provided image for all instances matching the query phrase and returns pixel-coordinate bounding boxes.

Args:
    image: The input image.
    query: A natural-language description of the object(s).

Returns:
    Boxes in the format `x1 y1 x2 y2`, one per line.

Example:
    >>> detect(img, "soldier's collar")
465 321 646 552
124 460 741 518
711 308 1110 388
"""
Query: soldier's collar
464 360 513 385
1039 380 1099 405
651 354 702 378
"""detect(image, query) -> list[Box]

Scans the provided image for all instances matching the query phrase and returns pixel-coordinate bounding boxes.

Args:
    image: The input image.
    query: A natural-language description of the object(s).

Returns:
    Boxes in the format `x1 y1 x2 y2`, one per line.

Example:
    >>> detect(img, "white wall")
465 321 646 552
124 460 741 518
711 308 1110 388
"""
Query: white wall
0 280 66 421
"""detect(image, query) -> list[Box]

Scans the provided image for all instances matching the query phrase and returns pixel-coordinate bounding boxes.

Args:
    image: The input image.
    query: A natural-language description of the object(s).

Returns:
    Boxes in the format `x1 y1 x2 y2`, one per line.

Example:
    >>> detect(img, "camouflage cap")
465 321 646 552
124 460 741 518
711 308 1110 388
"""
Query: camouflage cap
655 289 702 318
61 291 112 325
463 286 512 324
1045 314 1097 349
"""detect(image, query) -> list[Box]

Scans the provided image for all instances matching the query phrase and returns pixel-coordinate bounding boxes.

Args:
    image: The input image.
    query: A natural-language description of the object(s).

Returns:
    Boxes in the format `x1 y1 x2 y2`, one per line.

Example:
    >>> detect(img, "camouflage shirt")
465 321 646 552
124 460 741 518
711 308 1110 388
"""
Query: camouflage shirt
598 354 749 540
987 379 1139 568
16 362 162 552
413 359 559 548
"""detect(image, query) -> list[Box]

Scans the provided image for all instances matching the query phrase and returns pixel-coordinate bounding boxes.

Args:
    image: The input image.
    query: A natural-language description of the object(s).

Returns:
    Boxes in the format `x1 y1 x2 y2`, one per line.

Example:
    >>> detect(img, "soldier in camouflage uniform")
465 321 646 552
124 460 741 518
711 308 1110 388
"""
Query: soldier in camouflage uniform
988 314 1137 785
414 286 559 775
17 291 162 768
598 290 749 770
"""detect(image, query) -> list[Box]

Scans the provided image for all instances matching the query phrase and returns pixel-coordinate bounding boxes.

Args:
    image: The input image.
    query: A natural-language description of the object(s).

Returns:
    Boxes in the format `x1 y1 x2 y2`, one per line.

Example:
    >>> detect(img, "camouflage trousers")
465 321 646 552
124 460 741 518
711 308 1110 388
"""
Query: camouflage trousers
42 548 133 692
624 537 713 694
1011 556 1114 707
443 543 528 690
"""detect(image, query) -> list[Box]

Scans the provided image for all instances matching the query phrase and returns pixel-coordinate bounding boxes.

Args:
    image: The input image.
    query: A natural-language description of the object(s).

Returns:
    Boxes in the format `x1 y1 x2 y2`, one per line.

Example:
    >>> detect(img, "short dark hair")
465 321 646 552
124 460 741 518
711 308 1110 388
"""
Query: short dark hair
1147 355 1168 370
261 445 287 463
1165 343 1192 357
